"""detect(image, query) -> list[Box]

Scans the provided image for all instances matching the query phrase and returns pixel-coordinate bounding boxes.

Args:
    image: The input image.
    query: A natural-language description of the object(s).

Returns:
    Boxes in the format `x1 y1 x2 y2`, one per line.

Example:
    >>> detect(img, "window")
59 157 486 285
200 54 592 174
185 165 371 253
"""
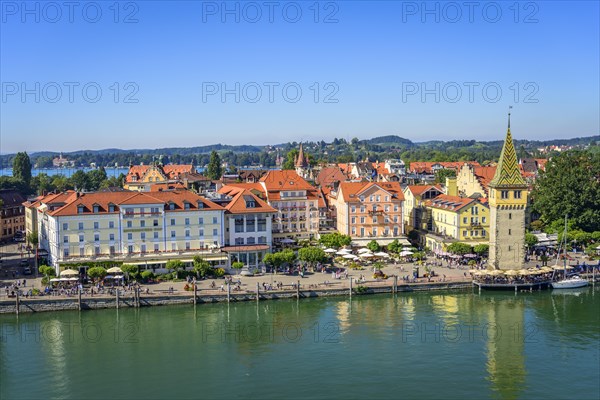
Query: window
463 217 467 224
153 232 159 239
482 217 486 223
171 231 176 238
141 244 147 253
109 234 115 241
509 213 512 220
79 234 84 243
235 238 244 245
93 205 99 213
109 204 115 212
351 217 356 224
109 221 115 229
169 203 175 210
247 237 256 244
351 227 356 235
127 221 132 228
199 228 204 237
185 218 190 226
213 217 218 224
258 236 266 244
128 245 134 253
185 242 191 250
514 190 522 199
501 190 509 199
508 229 512 235
246 218 255 232
372 217 378 223
370 195 374 202
184 203 190 210
141 232 146 240
63 236 68 243
234 217 244 233
127 233 133 240
394 205 399 212
376 195 380 202
77 206 84 214
199 217 204 224
79 248 85 257
360 217 365 224
94 234 99 242
63 223 68 230
185 229 190 238
140 220 145 228
171 219 176 226
360 206 366 213
385 205 390 212
171 243 177 251
351 206 356 213
482 230 486 237
154 244 160 252
212 228 218 236
153 219 159 227
78 222 84 230
257 218 266 231
463 230 467 237
385 196 389 202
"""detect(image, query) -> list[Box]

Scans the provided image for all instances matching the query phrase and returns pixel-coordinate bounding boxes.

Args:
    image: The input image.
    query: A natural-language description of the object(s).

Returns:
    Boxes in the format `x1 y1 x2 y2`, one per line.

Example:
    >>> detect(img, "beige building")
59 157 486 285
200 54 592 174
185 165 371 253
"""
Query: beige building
402 185 443 233
124 164 196 191
329 181 406 246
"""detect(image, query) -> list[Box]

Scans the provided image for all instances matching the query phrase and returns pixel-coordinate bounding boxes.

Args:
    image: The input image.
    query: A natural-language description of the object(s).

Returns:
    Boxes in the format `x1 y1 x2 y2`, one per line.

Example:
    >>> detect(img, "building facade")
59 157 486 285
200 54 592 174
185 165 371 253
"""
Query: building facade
0 190 26 241
27 190 228 274
124 164 196 192
330 181 405 245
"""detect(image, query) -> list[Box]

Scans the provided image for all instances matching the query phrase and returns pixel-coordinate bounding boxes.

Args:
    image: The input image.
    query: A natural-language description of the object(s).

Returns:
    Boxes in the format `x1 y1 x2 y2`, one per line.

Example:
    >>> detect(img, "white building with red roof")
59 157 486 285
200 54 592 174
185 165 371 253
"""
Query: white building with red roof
26 189 227 274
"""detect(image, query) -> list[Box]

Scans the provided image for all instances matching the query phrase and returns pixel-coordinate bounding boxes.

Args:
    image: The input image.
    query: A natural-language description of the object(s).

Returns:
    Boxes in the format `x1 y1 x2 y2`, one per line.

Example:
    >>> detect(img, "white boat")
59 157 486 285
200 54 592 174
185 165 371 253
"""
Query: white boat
551 275 588 289
551 215 588 290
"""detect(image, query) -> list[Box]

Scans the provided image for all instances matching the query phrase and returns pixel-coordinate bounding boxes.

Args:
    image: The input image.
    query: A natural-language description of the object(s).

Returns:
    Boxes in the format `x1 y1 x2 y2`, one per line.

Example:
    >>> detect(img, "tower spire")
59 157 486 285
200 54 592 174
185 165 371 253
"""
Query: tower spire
508 105 512 129
489 110 525 188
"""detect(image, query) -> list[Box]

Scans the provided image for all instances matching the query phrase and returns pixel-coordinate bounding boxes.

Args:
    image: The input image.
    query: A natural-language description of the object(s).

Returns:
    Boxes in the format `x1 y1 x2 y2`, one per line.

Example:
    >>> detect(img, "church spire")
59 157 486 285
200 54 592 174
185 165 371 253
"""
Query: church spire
295 143 308 168
489 110 526 188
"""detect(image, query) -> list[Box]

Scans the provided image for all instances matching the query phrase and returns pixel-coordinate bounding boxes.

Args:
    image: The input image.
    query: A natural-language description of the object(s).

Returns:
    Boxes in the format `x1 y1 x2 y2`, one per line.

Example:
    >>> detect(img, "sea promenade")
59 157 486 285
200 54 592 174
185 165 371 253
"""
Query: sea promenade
1 260 475 313
3 252 598 314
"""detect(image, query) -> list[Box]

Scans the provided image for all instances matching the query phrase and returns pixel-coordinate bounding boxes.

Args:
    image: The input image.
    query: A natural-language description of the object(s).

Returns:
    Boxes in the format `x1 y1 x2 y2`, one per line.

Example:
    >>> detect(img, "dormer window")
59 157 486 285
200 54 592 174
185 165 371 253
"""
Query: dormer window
246 201 256 208
109 204 115 212
184 202 190 210
77 205 85 214
197 201 204 209
169 202 175 210
93 205 100 213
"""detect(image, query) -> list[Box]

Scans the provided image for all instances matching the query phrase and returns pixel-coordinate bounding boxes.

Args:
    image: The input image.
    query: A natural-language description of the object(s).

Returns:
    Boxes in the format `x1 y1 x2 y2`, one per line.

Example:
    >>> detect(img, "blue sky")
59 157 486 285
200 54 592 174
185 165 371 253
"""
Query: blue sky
1 0 598 153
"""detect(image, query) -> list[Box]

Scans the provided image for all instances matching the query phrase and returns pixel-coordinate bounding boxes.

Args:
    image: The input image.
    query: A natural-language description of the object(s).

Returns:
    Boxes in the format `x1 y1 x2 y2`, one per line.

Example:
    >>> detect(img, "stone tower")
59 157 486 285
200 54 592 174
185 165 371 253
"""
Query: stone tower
295 143 309 179
488 113 529 270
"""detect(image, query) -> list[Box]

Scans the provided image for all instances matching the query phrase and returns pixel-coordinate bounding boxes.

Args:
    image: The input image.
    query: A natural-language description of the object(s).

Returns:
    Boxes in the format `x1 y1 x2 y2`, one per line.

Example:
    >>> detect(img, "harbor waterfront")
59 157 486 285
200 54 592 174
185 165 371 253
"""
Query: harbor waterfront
1 288 599 400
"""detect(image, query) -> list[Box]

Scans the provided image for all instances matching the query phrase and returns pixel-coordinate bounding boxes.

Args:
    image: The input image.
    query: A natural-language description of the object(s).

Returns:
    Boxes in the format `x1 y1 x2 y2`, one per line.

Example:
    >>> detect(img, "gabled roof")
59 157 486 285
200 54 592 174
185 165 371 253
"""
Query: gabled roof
0 190 27 208
316 166 347 188
337 181 404 203
426 194 488 212
409 161 480 174
405 184 443 197
260 170 314 191
223 190 276 214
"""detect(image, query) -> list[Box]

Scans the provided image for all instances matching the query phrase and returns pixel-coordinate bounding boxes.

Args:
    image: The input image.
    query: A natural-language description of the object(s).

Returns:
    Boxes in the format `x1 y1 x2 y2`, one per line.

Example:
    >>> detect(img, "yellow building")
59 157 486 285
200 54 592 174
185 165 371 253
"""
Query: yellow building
424 194 490 253
124 164 196 191
402 184 443 234
488 114 529 270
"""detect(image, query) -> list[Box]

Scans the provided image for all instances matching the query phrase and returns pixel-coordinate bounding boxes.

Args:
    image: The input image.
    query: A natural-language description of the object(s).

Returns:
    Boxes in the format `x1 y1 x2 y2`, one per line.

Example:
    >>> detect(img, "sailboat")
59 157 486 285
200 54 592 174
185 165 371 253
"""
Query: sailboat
551 215 588 289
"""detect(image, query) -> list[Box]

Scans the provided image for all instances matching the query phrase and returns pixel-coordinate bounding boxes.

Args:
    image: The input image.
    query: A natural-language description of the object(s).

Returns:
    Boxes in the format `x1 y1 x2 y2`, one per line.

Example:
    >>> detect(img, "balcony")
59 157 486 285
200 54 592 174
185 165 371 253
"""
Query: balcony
368 210 384 216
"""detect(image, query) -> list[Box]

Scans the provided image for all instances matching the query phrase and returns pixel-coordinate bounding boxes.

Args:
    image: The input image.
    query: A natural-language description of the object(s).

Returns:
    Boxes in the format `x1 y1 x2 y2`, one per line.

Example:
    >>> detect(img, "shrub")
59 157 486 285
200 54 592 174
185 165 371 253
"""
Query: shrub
141 270 155 282
354 285 368 295
213 268 225 278
231 261 244 270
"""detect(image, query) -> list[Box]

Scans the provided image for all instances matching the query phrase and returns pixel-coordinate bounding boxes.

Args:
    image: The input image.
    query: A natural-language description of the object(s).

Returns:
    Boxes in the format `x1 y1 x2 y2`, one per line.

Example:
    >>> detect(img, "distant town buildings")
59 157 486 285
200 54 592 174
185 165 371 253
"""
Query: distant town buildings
0 189 26 241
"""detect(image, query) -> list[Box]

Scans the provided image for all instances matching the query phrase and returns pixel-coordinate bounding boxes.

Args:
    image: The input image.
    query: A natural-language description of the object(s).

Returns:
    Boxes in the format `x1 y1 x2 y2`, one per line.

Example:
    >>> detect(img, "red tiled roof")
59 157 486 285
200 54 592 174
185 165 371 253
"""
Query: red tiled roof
338 181 404 203
125 164 195 183
410 161 480 174
371 162 389 175
223 190 276 214
43 190 222 217
316 166 347 188
259 170 318 201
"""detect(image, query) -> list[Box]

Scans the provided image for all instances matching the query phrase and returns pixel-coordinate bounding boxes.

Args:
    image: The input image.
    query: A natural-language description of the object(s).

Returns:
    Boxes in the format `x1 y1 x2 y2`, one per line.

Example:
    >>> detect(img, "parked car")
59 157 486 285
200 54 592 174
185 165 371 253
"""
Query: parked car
23 267 32 275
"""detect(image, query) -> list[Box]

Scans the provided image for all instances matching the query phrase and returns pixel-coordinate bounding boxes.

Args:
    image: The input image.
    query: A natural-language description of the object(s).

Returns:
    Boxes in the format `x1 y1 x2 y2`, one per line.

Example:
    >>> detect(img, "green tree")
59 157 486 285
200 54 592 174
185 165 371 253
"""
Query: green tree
231 261 244 270
367 240 380 252
525 233 538 250
166 260 185 279
298 247 326 270
387 239 401 254
193 256 213 278
532 150 600 232
87 266 107 281
87 168 108 191
121 264 139 282
434 168 456 184
473 244 489 256
282 149 299 170
319 232 352 249
70 170 89 191
206 151 223 180
12 152 32 186
446 242 472 255
52 175 71 191
38 265 56 278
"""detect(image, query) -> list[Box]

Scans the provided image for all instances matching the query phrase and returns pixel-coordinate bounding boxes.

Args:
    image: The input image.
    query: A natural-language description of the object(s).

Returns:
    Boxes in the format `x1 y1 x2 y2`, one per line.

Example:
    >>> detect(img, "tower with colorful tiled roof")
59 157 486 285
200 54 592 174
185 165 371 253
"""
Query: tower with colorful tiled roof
488 113 528 270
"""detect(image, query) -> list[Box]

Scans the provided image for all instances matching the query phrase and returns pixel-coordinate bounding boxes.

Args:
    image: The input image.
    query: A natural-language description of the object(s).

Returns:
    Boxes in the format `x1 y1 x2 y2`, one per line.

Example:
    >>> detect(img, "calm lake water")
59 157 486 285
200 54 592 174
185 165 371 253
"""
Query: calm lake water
1 288 599 400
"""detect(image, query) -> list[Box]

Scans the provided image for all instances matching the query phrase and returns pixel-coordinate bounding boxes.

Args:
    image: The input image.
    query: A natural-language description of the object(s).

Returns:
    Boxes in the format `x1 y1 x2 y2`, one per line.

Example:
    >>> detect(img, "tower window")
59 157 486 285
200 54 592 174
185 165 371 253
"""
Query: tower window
501 191 509 199
514 190 521 199
509 213 512 220
508 229 512 235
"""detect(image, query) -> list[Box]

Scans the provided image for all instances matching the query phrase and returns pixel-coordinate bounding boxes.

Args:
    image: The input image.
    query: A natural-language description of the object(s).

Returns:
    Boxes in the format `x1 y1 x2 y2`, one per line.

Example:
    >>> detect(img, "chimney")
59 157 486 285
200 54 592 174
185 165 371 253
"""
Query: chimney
446 177 458 197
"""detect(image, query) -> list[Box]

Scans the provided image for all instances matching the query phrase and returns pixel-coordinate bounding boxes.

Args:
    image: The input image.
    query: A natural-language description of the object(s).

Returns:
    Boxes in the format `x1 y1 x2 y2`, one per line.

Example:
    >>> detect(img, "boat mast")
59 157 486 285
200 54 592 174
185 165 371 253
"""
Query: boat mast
563 214 568 277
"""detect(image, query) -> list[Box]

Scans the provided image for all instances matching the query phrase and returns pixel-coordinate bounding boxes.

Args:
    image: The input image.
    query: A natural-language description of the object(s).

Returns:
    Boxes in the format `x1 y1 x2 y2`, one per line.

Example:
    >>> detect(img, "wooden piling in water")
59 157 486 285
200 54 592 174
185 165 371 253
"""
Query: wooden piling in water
296 280 300 299
227 282 230 303
393 276 397 294
256 282 259 302
15 292 19 315
194 284 197 305
349 277 352 298
116 289 119 309
78 288 82 311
